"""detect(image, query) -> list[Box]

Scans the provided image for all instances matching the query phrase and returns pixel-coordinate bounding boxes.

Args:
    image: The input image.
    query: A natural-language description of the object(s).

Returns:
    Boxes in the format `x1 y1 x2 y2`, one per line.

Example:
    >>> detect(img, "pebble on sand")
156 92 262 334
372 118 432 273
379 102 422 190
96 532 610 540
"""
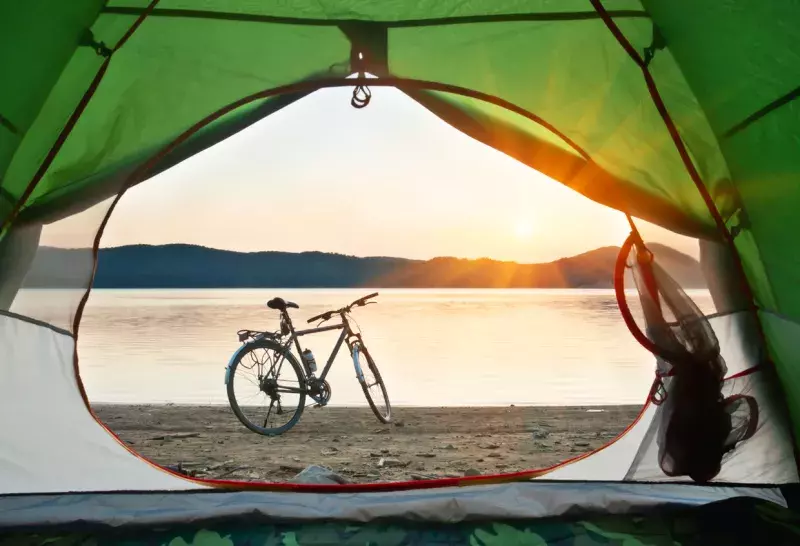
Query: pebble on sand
378 457 406 468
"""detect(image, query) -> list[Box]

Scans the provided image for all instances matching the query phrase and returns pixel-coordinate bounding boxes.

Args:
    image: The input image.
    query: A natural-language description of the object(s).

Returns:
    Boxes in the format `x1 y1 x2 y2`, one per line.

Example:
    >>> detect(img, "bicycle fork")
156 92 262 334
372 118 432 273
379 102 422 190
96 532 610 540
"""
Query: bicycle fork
349 337 366 382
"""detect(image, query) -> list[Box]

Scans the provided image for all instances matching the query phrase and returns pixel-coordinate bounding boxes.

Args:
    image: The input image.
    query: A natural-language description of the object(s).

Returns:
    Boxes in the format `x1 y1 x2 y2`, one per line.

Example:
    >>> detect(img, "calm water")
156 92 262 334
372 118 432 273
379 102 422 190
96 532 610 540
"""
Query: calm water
43 288 713 406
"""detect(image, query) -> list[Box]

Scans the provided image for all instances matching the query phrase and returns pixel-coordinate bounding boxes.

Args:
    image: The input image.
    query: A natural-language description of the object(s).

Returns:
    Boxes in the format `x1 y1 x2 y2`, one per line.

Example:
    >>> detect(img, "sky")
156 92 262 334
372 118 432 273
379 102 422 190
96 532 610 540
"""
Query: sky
42 86 698 263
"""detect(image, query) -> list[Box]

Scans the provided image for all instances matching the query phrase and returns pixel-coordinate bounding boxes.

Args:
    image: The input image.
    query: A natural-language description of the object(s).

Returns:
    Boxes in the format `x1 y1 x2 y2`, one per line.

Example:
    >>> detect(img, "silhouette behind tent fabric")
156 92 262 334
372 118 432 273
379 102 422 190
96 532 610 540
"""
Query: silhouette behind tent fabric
615 220 758 483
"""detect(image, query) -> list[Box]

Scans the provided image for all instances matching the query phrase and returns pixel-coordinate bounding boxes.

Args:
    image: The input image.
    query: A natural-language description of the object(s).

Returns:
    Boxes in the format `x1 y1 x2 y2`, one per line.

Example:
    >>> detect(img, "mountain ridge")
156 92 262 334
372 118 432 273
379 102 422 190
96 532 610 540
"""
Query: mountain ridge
24 243 706 289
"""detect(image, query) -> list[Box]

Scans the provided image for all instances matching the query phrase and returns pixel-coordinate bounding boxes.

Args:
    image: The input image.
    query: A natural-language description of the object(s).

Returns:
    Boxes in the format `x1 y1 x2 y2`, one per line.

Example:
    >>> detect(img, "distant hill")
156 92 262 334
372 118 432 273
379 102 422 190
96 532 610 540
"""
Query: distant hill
23 243 706 289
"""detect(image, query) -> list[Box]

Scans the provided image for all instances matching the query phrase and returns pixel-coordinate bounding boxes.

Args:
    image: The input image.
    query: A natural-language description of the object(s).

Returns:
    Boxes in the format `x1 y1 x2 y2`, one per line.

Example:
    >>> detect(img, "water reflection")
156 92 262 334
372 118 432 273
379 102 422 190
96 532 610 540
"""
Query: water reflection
17 288 715 407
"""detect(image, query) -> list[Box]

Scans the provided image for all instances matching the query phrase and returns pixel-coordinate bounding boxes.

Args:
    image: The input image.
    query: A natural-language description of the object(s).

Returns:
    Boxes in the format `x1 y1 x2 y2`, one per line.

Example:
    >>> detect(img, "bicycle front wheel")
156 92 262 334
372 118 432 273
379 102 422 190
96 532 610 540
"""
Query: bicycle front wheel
227 340 306 436
353 341 392 423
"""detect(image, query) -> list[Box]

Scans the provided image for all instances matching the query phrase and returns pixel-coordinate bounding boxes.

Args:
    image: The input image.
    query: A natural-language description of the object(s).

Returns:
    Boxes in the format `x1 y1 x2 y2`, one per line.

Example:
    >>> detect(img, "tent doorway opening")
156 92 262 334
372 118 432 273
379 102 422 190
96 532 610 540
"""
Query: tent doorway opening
10 83 730 486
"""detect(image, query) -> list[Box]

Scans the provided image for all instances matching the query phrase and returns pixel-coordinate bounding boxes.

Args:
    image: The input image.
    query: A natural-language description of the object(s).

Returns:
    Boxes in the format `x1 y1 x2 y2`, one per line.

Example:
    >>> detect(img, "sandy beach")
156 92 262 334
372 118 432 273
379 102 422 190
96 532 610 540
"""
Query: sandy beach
93 404 640 483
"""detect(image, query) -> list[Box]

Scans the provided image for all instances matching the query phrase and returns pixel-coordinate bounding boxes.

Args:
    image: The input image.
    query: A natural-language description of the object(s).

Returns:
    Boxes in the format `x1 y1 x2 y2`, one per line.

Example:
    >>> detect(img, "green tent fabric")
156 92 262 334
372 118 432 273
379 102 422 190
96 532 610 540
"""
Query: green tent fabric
1 0 724 237
1 0 799 452
639 0 800 435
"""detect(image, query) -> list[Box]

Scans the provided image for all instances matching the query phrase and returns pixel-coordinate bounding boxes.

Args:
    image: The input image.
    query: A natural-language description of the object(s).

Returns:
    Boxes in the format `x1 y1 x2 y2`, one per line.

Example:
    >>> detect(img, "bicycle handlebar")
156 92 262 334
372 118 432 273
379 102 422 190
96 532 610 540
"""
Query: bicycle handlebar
357 292 380 305
307 292 379 323
307 310 333 323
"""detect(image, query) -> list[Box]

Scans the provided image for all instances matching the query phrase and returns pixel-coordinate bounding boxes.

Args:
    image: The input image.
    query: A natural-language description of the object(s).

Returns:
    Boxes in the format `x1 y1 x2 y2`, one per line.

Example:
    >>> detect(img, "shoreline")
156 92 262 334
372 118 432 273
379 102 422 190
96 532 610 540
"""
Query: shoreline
90 402 644 407
94 404 641 483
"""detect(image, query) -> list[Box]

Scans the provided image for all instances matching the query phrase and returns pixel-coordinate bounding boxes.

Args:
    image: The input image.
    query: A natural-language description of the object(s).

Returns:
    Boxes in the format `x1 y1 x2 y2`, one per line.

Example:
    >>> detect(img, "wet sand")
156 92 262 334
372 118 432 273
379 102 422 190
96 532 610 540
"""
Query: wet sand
93 404 640 483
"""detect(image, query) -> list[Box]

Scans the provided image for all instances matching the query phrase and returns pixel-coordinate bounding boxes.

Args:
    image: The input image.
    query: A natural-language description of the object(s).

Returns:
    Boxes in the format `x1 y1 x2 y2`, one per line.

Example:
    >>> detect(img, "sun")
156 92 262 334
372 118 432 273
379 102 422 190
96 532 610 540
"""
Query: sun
514 219 534 239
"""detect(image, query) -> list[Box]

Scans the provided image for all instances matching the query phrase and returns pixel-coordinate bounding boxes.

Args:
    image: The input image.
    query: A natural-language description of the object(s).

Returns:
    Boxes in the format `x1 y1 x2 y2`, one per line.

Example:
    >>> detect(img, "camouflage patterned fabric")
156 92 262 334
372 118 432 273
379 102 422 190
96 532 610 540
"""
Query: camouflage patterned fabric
2 497 798 545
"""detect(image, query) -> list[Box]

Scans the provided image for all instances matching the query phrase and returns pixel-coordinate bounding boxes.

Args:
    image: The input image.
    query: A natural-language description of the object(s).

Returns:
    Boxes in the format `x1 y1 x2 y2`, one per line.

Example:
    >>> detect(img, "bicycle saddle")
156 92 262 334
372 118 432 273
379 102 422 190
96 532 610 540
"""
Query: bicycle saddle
267 297 299 311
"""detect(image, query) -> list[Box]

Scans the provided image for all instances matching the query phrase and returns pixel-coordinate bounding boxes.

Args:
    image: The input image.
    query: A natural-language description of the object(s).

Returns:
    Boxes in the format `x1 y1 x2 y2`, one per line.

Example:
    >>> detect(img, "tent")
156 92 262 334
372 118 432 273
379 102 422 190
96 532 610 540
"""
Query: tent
2 0 800 543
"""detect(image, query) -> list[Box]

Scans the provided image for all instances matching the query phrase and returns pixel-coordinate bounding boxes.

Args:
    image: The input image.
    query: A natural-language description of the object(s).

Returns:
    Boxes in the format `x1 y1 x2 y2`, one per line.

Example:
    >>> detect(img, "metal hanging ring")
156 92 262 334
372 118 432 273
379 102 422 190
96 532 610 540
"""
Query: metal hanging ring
351 85 372 109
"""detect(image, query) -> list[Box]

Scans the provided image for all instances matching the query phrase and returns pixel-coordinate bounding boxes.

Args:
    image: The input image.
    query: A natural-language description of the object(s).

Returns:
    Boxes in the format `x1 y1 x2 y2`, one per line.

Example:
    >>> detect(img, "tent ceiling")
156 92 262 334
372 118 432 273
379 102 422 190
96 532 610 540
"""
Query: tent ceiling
2 0 724 239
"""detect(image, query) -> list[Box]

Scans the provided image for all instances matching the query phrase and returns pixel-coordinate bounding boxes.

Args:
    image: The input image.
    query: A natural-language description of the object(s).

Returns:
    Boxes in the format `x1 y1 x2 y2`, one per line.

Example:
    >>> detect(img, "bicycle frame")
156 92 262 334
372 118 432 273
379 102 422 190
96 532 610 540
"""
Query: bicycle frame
279 310 360 385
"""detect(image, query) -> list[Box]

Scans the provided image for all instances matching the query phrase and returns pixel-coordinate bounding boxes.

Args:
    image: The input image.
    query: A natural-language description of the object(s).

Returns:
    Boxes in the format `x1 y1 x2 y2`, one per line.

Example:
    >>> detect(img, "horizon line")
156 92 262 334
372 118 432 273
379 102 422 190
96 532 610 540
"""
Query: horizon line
38 241 688 267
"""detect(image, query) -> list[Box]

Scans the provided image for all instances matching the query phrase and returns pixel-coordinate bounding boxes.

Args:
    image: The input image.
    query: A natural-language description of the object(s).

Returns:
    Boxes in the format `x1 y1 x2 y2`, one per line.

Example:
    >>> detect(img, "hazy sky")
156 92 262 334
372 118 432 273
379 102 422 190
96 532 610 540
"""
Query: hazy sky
42 86 698 262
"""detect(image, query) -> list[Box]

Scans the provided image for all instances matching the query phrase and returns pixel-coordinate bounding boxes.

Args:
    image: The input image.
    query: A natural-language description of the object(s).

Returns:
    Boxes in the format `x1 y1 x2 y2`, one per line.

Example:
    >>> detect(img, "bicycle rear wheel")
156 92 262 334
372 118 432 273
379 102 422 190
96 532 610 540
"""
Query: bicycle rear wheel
227 340 306 436
353 341 392 423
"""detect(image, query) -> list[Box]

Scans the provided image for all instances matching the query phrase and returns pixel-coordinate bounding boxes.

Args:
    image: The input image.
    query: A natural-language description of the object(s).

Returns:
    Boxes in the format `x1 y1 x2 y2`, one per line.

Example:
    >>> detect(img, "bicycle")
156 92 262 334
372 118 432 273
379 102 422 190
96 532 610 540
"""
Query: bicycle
225 292 392 435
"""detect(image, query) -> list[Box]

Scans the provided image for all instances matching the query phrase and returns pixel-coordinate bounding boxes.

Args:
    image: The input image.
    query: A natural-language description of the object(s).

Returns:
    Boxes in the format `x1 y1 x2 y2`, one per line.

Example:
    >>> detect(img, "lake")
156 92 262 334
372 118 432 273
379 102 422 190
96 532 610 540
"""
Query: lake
22 288 708 407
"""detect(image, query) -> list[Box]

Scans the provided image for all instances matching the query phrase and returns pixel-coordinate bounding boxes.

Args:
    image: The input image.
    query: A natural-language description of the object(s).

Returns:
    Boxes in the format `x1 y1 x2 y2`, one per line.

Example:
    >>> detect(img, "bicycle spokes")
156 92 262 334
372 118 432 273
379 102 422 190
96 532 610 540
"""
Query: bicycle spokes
264 398 281 428
364 366 386 409
230 345 303 433
353 342 392 423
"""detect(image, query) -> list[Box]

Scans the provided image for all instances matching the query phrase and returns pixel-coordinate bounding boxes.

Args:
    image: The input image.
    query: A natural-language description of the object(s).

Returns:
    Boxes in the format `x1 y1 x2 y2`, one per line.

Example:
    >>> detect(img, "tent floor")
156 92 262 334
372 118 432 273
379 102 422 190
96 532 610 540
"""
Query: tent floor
0 495 798 545
0 484 798 544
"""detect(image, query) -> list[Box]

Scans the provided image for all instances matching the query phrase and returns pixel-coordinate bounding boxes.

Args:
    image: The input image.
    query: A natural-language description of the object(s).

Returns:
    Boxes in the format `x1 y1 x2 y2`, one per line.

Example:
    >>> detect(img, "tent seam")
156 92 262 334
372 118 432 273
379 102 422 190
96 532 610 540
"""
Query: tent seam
723 84 800 139
0 113 20 135
0 482 789 498
102 7 650 28
0 187 15 205
0 309 73 338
